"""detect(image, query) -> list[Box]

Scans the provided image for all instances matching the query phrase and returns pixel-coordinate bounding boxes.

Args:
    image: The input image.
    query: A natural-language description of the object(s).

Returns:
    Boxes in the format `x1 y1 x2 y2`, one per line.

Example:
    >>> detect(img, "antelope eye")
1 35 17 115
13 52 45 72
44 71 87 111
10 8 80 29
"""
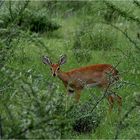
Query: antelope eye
57 67 60 70
50 68 52 71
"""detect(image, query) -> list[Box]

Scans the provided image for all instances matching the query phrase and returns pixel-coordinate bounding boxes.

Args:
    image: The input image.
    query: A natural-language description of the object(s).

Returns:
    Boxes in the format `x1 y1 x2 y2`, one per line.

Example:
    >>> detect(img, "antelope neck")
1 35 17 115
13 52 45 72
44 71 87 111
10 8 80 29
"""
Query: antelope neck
57 70 69 82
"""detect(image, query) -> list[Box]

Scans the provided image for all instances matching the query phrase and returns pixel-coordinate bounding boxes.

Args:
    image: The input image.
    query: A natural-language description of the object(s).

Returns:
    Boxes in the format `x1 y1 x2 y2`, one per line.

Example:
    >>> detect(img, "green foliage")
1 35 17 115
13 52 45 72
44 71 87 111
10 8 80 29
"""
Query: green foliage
20 9 61 33
73 115 100 133
0 65 102 139
62 1 88 11
71 101 101 134
0 1 60 33
72 21 116 62
104 8 120 23
42 1 88 13
104 1 140 25
0 0 140 139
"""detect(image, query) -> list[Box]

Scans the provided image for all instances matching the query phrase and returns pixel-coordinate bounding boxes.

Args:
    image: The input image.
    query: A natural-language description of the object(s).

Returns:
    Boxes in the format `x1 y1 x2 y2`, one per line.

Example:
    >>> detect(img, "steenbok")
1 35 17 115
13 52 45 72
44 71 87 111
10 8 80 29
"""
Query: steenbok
43 54 122 112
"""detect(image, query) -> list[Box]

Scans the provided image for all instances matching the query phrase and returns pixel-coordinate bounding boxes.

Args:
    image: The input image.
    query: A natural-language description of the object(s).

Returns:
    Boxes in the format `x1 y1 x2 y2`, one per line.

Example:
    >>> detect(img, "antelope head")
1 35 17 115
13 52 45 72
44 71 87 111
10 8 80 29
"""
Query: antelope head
43 54 67 77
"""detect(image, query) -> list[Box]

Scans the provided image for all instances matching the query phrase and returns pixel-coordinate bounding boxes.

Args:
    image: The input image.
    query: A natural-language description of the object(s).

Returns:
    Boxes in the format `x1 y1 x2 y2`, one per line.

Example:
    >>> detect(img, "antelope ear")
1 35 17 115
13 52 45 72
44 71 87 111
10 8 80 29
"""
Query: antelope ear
59 54 67 65
43 56 52 65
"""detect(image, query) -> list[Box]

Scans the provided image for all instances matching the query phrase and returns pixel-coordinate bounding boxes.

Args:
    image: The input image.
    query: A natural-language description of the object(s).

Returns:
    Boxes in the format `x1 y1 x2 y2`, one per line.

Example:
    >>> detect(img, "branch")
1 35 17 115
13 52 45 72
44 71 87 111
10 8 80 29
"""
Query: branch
102 22 140 51
8 0 30 26
16 0 30 25
21 78 42 109
8 1 14 21
104 1 140 25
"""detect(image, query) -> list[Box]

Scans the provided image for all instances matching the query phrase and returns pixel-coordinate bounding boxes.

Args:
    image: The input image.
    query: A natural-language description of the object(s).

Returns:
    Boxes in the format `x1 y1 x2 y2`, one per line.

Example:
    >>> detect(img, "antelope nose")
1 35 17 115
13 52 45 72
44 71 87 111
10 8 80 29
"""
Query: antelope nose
53 73 56 77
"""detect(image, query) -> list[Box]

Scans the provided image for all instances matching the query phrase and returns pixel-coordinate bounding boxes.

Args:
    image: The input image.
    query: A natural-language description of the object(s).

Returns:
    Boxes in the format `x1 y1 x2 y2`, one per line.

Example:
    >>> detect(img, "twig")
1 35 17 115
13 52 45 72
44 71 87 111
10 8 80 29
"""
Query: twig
104 1 140 25
8 1 14 21
21 78 42 109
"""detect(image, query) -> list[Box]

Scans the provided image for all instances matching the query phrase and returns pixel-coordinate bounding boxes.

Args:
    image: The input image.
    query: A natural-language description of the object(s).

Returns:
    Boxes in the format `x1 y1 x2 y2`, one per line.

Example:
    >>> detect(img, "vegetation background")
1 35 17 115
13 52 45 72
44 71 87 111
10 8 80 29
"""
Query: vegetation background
0 0 140 139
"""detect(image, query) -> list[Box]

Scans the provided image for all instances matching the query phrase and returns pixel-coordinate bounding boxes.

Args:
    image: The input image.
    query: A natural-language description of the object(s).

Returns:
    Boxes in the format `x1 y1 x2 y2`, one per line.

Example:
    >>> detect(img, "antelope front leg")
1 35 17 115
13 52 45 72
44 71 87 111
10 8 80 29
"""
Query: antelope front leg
116 94 122 113
75 90 81 103
107 95 114 112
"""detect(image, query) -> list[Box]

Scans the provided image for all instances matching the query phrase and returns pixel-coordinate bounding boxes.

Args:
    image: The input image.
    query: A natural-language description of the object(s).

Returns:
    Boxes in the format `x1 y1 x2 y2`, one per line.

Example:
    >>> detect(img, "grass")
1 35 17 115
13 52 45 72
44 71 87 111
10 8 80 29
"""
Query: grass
4 2 140 139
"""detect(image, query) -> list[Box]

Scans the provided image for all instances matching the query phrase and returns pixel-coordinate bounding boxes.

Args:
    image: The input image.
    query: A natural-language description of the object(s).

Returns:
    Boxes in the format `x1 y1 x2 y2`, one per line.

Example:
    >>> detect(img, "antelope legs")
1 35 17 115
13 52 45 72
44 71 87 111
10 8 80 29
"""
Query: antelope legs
107 92 122 113
108 95 114 112
117 94 122 112
66 87 81 103
75 90 81 102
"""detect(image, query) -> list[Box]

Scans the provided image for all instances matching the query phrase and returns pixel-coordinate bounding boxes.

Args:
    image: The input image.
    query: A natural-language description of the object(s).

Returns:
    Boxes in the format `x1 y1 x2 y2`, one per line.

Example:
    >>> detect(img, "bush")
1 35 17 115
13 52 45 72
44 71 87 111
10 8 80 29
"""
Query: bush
67 98 102 135
20 9 61 33
0 1 61 33
73 114 100 133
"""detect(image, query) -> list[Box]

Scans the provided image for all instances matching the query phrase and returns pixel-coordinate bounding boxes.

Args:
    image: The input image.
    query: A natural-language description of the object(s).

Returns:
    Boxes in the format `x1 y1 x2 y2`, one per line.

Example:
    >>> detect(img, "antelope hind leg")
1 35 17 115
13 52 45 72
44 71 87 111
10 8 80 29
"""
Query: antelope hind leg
75 90 81 103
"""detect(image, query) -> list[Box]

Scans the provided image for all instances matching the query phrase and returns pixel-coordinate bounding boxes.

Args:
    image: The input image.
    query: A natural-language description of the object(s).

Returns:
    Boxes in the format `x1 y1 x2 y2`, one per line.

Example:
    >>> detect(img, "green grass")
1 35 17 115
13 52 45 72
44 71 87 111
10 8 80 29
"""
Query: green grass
4 2 140 139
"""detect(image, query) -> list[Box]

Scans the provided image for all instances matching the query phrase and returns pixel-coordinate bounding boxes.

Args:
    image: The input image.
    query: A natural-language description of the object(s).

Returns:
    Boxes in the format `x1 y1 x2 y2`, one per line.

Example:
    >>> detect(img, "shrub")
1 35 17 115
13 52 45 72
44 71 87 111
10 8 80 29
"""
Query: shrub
73 114 100 133
67 98 102 135
0 1 61 33
20 9 61 33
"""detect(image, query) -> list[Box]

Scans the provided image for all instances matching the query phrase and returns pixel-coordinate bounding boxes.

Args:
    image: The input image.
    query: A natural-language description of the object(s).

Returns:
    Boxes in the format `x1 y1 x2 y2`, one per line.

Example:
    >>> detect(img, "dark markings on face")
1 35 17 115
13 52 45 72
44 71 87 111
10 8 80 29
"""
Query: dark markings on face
68 89 74 93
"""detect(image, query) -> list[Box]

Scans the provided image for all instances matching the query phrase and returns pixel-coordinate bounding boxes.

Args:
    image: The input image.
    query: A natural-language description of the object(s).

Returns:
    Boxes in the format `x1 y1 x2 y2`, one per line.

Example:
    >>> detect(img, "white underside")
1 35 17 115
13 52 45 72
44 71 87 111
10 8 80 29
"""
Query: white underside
86 82 100 88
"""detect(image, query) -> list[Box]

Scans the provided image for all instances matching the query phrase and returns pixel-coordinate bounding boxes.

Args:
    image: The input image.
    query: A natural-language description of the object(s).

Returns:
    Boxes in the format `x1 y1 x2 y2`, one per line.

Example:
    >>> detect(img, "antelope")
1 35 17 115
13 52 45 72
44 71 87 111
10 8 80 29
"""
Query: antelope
43 54 122 112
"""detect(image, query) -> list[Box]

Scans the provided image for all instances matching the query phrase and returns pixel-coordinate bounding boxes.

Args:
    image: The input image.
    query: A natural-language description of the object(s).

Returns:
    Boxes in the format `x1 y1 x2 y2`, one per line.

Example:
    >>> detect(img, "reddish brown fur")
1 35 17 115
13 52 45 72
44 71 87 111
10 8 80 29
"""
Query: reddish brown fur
63 64 119 89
